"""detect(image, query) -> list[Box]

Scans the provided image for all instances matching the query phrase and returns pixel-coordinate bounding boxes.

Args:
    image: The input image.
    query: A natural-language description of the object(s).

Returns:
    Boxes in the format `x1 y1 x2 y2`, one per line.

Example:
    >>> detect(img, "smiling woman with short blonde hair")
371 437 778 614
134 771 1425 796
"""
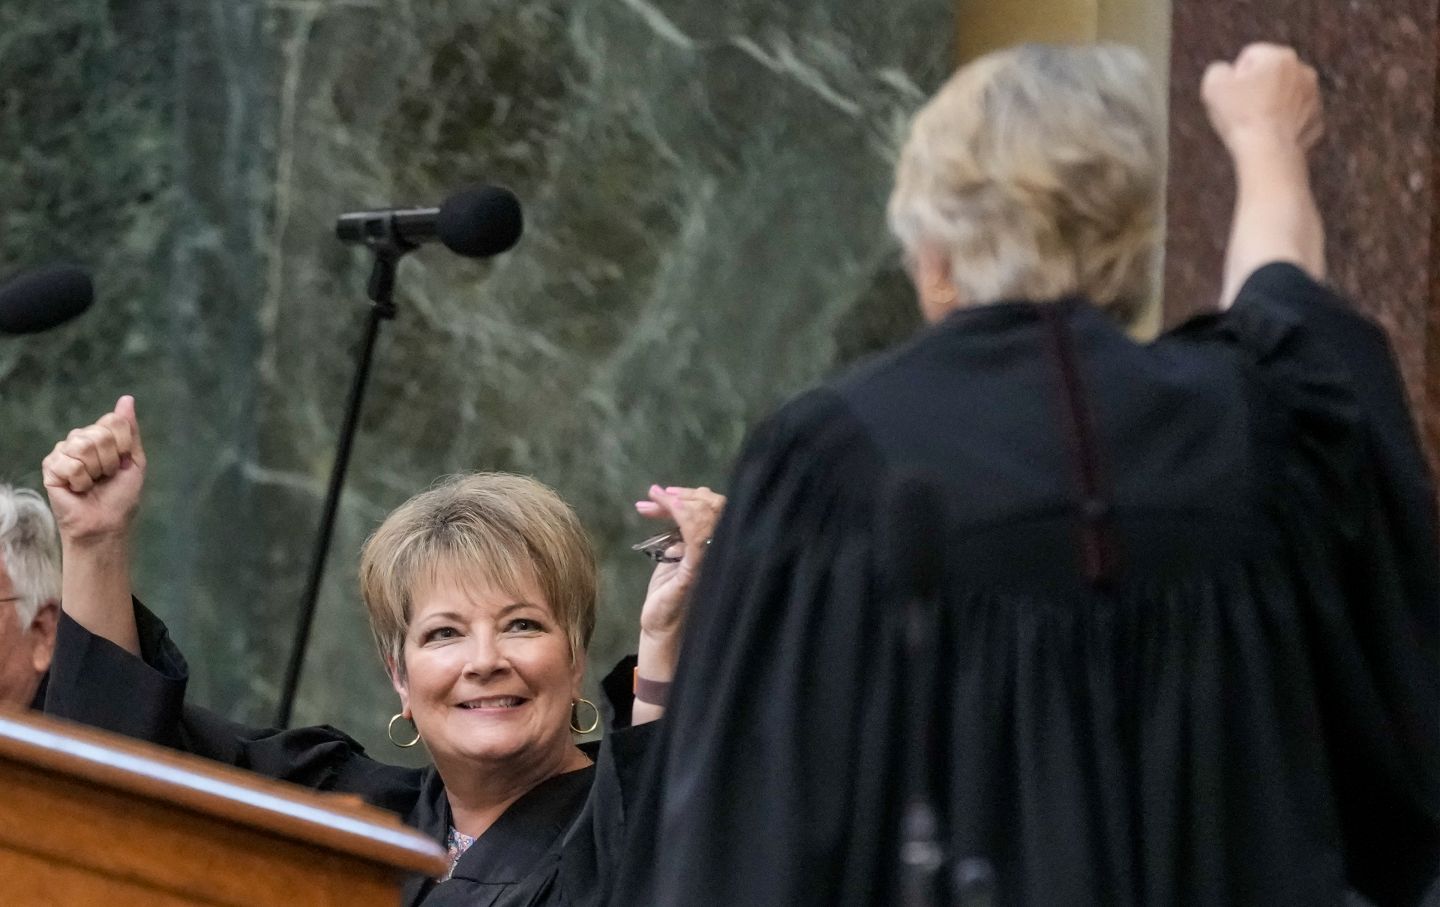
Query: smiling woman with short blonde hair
359 473 597 672
39 393 727 904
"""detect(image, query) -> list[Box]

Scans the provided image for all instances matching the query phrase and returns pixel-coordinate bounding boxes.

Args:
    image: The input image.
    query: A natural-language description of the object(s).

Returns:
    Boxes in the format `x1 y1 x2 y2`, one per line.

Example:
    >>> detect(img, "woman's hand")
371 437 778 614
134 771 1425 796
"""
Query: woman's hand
1203 44 1328 309
635 485 726 641
631 485 725 724
1202 43 1323 158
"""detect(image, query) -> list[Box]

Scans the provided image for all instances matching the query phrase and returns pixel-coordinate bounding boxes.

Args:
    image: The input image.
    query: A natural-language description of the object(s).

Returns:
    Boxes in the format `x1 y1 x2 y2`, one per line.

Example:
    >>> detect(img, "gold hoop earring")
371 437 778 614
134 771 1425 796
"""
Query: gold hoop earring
570 698 600 735
387 713 421 748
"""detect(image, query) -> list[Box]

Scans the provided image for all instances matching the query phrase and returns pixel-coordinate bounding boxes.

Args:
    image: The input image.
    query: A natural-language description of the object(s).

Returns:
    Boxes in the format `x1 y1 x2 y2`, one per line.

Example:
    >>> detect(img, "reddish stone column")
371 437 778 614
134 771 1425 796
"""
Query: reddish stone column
1164 0 1440 467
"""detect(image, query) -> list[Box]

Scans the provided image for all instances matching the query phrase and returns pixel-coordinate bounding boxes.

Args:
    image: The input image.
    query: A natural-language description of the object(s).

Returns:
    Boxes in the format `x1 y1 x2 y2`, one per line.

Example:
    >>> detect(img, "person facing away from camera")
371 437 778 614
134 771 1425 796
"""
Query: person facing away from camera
623 43 1439 907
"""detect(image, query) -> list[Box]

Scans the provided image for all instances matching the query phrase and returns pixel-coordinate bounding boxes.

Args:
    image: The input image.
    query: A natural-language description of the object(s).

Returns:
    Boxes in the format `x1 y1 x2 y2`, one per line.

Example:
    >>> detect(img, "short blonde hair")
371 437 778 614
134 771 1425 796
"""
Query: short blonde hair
888 43 1163 329
359 473 596 674
0 485 60 626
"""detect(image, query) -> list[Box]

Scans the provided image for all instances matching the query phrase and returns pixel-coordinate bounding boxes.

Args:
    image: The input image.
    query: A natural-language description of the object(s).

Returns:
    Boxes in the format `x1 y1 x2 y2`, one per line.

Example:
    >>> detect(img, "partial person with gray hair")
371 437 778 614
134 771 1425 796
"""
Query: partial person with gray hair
0 483 61 710
887 43 1163 330
625 43 1439 907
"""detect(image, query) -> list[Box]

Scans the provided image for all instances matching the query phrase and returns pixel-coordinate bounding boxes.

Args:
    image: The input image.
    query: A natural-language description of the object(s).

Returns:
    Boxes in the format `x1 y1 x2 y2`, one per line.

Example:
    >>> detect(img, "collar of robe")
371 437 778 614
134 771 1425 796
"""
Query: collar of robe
401 762 597 906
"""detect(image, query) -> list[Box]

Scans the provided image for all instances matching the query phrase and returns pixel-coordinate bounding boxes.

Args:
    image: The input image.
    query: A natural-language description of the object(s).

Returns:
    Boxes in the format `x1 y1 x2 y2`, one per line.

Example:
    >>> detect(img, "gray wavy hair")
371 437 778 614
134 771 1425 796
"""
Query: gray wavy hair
888 43 1164 330
0 485 61 625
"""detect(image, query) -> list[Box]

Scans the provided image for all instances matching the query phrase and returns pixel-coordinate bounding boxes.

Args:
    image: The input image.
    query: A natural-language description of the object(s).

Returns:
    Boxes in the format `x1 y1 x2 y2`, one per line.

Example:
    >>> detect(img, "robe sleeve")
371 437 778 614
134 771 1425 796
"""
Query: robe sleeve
1234 262 1438 636
45 600 187 747
530 721 659 904
630 388 913 907
44 601 404 804
1172 262 1440 904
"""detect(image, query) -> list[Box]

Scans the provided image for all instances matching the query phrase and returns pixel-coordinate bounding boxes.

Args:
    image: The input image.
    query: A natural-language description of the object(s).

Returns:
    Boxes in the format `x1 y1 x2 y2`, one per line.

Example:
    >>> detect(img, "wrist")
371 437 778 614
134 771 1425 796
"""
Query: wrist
639 624 683 646
61 531 132 558
636 628 681 682
1232 143 1315 212
1227 128 1309 169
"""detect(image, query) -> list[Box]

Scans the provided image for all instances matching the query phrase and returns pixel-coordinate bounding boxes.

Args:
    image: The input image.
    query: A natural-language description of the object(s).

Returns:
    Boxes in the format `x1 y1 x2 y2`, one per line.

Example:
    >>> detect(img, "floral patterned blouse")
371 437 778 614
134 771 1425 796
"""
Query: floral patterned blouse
443 826 478 880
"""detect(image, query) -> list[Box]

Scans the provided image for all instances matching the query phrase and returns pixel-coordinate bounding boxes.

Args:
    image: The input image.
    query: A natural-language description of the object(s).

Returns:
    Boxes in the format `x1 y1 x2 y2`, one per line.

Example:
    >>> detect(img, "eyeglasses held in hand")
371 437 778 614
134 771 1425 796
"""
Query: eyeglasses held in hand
631 528 685 563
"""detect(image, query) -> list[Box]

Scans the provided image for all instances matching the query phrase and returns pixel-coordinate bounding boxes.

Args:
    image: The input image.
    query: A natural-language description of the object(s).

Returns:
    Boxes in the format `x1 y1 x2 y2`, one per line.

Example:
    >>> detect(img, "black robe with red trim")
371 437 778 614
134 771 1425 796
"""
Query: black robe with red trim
623 263 1440 907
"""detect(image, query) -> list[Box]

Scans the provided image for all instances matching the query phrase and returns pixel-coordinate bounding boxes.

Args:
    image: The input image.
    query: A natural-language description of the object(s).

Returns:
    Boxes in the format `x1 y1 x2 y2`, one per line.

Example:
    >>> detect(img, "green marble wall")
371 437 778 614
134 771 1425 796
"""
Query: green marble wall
0 0 949 760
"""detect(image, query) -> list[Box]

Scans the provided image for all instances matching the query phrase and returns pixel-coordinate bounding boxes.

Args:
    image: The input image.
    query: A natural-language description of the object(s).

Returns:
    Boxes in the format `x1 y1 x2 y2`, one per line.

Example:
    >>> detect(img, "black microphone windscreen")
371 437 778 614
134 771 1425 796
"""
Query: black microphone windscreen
0 265 94 335
885 473 946 603
437 186 523 258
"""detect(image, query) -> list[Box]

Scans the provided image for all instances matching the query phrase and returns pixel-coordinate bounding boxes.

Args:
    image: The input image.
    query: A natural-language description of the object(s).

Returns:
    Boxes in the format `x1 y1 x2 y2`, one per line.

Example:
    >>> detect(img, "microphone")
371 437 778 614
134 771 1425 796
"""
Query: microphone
334 186 523 258
281 186 521 728
0 265 94 335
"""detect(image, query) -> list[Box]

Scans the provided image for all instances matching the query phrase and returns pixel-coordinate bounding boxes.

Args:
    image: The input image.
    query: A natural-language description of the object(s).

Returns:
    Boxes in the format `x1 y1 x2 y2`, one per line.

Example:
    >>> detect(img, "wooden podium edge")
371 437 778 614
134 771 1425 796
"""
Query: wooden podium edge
0 710 446 877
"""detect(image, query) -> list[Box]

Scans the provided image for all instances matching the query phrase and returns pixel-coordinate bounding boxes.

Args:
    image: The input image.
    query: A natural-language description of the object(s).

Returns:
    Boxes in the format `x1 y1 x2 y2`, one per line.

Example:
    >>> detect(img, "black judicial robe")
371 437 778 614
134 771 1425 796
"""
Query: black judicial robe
625 264 1440 907
45 604 654 907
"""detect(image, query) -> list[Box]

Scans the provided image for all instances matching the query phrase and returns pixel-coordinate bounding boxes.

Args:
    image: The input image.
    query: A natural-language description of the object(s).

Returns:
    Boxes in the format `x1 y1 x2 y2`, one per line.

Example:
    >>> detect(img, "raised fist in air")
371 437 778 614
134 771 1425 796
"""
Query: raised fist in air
1202 43 1324 155
41 395 146 545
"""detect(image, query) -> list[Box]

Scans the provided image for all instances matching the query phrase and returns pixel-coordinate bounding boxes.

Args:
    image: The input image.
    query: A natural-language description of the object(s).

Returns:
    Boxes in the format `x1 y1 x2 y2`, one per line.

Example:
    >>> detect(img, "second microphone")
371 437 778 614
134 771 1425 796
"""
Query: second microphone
335 185 523 258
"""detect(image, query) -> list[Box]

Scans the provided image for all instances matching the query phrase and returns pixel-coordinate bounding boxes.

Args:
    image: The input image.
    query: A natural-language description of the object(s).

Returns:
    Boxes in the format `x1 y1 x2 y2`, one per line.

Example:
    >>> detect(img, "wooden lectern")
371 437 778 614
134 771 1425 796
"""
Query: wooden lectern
0 710 446 906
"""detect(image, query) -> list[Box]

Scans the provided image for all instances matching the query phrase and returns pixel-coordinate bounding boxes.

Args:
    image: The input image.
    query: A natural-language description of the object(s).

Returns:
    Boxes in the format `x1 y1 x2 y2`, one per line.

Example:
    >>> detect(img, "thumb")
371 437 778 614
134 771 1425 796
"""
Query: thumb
115 395 147 469
1200 61 1231 101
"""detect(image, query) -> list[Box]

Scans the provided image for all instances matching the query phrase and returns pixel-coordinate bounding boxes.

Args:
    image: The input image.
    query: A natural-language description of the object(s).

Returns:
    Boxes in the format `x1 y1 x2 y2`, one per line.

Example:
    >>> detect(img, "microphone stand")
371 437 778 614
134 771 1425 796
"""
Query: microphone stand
898 566 944 907
892 479 996 907
897 596 997 907
275 226 412 728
